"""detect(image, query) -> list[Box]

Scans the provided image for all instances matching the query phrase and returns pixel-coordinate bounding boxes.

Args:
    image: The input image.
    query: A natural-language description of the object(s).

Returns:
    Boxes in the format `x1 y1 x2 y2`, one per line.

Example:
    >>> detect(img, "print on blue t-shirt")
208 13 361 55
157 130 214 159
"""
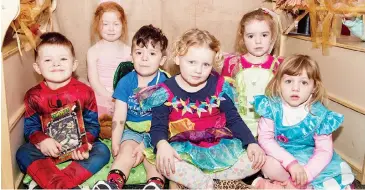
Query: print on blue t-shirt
113 70 167 122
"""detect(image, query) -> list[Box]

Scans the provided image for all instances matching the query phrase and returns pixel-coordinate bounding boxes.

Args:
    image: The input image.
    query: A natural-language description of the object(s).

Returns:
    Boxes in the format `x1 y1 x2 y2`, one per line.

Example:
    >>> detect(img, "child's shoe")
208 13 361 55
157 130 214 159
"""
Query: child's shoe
143 182 161 190
143 177 164 190
92 180 119 190
252 177 285 189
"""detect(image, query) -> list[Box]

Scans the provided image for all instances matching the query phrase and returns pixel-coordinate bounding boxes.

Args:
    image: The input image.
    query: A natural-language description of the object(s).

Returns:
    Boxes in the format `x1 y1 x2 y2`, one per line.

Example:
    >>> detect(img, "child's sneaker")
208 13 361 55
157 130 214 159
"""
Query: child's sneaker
143 177 164 190
143 182 161 190
28 180 40 190
252 177 285 189
92 180 119 190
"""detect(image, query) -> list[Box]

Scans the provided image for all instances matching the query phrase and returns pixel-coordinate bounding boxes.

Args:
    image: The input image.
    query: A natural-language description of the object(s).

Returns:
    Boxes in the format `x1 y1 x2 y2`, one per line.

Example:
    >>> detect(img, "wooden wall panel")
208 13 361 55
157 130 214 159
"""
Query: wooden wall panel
55 0 267 80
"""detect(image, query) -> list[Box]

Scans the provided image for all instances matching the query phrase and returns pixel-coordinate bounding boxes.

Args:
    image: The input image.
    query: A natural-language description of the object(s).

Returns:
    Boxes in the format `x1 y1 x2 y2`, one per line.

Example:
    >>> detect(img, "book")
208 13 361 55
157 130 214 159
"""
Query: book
41 100 88 164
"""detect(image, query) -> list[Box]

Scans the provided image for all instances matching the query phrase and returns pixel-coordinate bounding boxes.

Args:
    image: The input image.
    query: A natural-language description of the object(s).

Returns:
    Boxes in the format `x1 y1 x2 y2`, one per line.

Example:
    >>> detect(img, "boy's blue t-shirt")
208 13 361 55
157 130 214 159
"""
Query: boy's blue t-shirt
113 70 167 122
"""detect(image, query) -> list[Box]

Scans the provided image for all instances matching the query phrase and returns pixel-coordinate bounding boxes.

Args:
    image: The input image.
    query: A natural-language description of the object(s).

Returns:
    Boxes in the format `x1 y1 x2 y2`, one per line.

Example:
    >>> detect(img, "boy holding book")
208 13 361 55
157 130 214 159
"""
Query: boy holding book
16 32 110 189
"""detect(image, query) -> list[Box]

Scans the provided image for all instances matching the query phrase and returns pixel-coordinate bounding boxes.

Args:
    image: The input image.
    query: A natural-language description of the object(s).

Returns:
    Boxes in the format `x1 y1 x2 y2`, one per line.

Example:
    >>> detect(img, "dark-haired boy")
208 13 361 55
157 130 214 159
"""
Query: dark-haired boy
93 24 169 190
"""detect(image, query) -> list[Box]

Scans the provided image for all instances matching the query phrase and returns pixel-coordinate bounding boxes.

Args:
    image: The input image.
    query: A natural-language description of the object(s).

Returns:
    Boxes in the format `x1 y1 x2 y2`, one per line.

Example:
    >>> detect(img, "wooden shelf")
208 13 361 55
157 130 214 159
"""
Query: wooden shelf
285 34 365 53
336 35 365 52
328 93 365 116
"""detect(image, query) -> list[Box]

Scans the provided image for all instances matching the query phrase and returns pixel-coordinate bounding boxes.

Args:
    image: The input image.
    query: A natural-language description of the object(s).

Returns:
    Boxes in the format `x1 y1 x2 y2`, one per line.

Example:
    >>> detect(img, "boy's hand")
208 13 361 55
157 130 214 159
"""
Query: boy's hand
247 143 266 170
132 142 145 167
72 143 92 160
112 143 120 157
288 162 308 187
36 138 62 158
156 140 182 176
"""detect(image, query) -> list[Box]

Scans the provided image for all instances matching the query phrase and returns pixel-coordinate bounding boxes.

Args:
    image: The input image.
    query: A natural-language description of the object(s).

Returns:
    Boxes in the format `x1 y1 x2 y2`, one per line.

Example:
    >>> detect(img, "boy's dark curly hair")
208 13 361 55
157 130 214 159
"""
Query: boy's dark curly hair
132 24 168 55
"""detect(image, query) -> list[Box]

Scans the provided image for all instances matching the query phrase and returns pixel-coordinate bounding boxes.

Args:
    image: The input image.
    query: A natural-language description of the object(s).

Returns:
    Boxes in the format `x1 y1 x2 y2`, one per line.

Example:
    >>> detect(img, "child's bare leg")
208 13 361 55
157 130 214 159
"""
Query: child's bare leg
111 140 139 176
251 156 296 189
143 158 165 188
105 140 138 188
144 159 163 180
262 156 290 182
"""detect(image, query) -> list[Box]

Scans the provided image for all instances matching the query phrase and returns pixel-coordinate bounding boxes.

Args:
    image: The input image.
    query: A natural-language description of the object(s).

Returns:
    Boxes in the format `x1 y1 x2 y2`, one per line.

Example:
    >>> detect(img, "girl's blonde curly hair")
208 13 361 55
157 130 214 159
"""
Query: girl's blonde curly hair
165 28 224 75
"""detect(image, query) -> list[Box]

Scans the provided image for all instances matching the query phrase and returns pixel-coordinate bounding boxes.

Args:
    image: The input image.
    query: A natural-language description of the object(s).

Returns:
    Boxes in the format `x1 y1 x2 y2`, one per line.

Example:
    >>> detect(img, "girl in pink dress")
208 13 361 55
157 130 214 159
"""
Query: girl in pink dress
87 1 131 117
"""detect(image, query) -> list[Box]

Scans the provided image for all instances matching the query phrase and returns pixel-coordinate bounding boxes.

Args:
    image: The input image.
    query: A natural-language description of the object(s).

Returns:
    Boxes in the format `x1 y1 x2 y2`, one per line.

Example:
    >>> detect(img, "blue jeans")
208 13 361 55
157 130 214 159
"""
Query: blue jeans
16 140 110 174
121 129 151 147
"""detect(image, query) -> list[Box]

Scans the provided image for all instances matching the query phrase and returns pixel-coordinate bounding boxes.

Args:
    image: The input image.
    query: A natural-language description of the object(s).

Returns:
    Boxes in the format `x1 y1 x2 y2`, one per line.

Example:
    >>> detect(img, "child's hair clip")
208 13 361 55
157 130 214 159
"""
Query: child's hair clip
256 8 278 21
260 8 270 14
98 0 121 5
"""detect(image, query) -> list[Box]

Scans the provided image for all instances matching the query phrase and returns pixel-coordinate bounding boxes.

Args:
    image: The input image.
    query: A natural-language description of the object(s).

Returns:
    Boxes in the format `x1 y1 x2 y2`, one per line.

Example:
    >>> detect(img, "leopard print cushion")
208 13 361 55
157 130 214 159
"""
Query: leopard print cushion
171 179 254 189
213 179 254 190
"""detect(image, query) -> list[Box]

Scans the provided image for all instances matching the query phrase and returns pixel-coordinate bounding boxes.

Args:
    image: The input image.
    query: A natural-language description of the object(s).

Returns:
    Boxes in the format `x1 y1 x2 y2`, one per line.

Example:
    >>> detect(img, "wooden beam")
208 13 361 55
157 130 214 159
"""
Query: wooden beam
1 63 15 189
15 173 24 189
328 93 365 116
9 104 25 132
287 35 365 53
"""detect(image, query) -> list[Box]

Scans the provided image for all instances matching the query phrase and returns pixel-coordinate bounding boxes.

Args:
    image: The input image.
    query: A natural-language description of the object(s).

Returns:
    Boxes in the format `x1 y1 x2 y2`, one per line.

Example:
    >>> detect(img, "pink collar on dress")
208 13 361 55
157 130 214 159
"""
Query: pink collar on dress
240 55 274 69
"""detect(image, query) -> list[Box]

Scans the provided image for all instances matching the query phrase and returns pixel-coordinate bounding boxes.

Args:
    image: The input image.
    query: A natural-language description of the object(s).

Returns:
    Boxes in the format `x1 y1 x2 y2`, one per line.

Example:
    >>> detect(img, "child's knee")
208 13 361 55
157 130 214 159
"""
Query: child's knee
90 142 110 165
262 156 290 181
16 143 40 158
262 156 283 170
119 141 137 154
115 144 136 163
16 147 28 173
16 143 45 173
233 152 260 175
238 151 254 166
16 144 29 161
92 142 110 154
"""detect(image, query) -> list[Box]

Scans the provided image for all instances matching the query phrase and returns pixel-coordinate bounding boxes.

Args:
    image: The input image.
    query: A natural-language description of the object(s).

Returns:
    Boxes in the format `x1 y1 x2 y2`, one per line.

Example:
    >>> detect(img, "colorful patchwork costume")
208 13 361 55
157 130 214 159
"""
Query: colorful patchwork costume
254 95 354 189
221 55 282 137
142 74 258 189
16 78 110 189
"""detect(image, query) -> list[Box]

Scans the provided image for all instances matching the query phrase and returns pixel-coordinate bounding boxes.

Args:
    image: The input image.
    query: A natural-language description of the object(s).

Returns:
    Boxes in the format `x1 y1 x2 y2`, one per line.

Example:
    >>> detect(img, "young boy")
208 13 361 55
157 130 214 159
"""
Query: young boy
93 25 169 190
16 32 110 189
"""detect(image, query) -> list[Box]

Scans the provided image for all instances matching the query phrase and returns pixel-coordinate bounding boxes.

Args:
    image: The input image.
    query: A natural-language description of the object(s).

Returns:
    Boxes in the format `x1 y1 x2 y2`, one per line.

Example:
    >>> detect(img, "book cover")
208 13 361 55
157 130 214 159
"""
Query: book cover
41 100 88 164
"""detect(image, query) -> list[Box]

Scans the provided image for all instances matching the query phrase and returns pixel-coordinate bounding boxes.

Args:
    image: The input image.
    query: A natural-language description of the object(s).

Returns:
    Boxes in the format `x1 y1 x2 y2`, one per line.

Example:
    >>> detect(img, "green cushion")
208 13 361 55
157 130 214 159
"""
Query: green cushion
23 139 147 188
113 61 134 90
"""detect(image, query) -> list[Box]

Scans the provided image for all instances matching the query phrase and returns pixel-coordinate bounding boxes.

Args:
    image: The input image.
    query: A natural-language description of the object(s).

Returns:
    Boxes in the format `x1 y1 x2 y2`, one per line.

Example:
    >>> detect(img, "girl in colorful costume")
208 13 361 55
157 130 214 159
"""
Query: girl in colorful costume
220 8 283 137
251 54 354 189
87 1 131 117
141 28 265 189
